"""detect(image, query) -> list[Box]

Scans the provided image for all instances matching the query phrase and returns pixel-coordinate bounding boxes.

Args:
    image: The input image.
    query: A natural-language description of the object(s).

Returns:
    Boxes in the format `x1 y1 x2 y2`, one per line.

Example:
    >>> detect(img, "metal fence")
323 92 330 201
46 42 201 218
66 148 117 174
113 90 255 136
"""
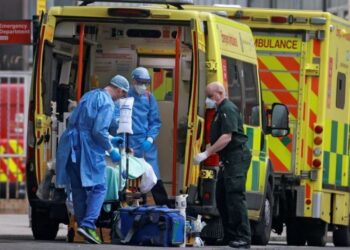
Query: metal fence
0 71 31 199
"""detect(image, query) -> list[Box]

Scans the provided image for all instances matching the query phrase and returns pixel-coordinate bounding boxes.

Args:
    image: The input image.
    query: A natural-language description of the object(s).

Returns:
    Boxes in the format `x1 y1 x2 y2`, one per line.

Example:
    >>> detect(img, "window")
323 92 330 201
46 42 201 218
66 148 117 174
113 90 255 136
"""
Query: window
336 72 346 109
224 56 260 125
225 57 242 111
242 62 259 125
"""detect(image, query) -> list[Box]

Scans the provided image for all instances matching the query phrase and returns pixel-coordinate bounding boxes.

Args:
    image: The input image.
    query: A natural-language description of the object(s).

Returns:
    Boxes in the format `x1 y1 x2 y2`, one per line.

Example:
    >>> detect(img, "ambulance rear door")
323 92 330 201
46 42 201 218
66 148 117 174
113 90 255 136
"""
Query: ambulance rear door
254 32 304 175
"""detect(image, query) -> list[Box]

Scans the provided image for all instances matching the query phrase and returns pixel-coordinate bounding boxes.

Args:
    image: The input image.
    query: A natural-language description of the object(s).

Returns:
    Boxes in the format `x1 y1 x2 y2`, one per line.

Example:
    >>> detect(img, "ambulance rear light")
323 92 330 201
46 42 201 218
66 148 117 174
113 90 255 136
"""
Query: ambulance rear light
271 16 288 23
203 192 210 201
231 16 250 20
314 136 322 145
313 148 322 157
310 17 327 25
293 17 308 23
305 199 312 205
312 159 321 168
251 16 269 22
108 8 150 18
314 125 323 134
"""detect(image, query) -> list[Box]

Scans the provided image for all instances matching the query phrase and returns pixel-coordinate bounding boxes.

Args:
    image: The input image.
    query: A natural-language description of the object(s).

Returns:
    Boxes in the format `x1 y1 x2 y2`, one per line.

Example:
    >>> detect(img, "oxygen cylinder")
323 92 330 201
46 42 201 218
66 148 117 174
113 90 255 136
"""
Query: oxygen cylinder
175 194 188 247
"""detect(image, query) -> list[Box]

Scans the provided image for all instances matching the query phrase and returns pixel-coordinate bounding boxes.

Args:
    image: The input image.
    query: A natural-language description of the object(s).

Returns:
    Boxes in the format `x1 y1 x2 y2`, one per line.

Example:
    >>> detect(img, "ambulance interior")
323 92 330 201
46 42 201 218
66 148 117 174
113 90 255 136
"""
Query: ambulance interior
41 21 197 197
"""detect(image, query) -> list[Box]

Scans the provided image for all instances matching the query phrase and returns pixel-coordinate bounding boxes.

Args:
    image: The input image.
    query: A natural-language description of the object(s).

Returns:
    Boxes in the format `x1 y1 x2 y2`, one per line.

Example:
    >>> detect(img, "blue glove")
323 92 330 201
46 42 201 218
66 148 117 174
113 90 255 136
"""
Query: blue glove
109 148 121 162
142 139 152 152
111 136 124 147
121 170 127 179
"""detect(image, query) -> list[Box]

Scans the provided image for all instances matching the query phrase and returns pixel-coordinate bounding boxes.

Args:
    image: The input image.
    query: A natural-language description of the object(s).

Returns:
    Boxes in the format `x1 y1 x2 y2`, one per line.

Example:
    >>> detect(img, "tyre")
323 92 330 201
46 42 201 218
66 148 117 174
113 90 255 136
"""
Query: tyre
31 207 59 240
333 225 350 246
286 218 306 246
251 184 273 245
200 217 224 245
306 220 327 246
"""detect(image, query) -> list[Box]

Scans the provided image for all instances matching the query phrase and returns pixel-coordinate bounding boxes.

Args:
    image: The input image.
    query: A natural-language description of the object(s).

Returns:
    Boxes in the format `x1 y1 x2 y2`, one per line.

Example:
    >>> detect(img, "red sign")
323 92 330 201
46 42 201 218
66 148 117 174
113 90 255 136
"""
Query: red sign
0 20 31 44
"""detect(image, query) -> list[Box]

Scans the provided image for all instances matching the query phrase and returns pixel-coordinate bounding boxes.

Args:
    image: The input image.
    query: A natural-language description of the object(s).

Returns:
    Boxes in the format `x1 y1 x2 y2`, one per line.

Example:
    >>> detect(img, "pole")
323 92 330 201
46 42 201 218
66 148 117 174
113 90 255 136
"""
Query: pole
76 24 85 101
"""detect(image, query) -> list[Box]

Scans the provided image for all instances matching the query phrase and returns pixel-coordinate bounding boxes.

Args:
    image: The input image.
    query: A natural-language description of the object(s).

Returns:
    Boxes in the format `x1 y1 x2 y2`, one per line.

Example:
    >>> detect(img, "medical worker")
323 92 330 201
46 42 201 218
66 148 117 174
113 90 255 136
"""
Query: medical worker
194 82 252 249
56 75 129 244
114 67 168 206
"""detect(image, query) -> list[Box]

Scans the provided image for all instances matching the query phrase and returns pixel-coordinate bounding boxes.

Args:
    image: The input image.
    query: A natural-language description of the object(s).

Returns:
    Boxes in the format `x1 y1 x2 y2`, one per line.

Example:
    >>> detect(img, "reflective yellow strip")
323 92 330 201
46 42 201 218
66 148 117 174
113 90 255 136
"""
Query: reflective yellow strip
0 173 8 182
336 123 345 155
259 55 299 90
8 139 24 155
7 157 23 182
0 141 24 182
328 152 337 185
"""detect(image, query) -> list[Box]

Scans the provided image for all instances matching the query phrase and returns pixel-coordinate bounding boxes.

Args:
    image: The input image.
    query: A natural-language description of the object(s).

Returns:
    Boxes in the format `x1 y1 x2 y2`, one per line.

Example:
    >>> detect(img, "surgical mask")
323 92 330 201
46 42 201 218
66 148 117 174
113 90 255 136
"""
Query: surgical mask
134 84 147 95
205 97 216 109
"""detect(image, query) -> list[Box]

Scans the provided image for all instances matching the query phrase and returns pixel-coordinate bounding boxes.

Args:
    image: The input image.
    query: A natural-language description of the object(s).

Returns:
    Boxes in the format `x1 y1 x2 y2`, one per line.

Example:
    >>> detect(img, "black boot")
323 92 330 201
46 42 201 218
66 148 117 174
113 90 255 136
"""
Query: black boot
151 180 169 206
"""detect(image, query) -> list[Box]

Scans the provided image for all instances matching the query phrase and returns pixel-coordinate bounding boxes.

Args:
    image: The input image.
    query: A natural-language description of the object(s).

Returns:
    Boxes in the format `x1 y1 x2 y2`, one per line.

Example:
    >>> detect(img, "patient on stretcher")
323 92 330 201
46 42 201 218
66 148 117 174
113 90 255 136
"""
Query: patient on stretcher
104 149 157 201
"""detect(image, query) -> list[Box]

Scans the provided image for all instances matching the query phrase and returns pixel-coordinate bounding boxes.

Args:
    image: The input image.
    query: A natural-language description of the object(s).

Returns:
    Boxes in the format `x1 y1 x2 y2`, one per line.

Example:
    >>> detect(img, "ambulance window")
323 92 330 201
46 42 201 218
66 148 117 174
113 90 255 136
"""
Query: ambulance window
242 62 259 125
42 43 54 116
225 57 243 111
336 72 346 109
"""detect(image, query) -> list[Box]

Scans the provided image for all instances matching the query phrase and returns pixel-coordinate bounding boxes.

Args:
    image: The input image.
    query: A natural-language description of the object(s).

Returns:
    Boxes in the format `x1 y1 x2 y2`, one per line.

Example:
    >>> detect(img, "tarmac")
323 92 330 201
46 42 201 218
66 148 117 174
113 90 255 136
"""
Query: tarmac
0 213 286 241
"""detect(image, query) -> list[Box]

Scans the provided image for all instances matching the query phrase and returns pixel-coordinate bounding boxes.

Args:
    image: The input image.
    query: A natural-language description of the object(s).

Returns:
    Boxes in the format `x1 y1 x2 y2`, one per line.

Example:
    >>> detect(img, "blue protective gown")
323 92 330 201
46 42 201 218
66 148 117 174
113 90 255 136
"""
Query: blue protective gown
113 87 162 178
56 88 114 229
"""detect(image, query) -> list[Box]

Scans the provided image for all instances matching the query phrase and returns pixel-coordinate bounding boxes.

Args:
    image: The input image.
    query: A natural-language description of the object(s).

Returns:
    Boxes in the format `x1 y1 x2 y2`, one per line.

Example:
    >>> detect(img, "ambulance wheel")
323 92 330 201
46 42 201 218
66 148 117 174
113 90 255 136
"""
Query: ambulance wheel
200 217 224 245
306 220 327 246
333 225 350 246
286 218 306 246
31 208 59 240
251 184 273 245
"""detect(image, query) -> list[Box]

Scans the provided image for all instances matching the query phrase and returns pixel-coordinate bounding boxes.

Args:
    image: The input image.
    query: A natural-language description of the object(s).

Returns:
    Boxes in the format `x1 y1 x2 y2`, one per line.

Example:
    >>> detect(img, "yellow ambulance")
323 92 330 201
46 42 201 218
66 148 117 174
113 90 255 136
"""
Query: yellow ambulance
26 0 288 243
186 5 350 247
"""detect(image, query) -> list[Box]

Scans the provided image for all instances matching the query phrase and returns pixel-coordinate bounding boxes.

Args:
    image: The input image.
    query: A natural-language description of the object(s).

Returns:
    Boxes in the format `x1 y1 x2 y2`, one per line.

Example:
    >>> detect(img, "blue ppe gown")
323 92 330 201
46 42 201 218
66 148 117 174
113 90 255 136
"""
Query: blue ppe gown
113 87 162 179
56 88 114 229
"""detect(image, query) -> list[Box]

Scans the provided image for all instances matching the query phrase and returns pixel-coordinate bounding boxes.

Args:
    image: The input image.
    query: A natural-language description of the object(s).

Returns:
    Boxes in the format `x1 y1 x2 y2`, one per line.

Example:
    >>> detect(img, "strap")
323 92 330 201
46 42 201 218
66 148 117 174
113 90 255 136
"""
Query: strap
110 211 124 244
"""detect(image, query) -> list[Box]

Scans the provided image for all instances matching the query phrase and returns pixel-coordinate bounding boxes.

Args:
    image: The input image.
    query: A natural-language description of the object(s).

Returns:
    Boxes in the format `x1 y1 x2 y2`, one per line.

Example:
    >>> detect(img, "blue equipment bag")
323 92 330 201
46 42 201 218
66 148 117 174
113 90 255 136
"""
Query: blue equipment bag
120 205 185 246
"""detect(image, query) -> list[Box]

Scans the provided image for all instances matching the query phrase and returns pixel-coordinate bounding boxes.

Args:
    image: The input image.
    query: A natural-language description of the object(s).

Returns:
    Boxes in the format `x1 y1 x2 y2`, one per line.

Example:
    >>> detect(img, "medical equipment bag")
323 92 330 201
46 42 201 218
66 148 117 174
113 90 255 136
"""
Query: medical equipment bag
119 205 185 246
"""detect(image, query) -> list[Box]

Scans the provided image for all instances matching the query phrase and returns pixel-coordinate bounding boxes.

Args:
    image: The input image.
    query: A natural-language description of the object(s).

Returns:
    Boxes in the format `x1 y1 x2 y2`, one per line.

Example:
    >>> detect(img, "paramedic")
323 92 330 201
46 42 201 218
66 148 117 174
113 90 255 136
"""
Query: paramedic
193 82 252 249
56 75 129 244
114 67 168 206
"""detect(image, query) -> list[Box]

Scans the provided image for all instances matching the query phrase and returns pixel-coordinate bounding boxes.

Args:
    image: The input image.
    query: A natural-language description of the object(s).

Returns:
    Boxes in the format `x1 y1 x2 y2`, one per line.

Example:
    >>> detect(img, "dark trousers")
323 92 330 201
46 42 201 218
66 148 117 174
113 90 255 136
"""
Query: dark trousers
216 151 252 243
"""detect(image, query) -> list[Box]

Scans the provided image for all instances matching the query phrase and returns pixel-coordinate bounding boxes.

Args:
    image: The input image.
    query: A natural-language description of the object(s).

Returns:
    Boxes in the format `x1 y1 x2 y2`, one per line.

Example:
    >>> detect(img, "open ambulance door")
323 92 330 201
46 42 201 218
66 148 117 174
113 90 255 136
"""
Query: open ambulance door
27 15 51 201
182 18 206 195
27 17 70 240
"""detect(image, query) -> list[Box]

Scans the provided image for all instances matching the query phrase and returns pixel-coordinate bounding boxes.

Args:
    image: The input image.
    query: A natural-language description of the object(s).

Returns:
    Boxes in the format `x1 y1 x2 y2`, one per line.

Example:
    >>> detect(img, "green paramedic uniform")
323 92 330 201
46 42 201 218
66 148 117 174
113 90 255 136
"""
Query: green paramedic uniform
210 99 252 244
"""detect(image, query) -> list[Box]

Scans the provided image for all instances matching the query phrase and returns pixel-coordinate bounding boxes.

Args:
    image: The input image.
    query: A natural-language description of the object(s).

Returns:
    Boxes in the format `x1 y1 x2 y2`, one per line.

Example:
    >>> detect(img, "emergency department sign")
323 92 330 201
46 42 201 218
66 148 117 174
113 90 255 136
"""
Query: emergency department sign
0 20 31 45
